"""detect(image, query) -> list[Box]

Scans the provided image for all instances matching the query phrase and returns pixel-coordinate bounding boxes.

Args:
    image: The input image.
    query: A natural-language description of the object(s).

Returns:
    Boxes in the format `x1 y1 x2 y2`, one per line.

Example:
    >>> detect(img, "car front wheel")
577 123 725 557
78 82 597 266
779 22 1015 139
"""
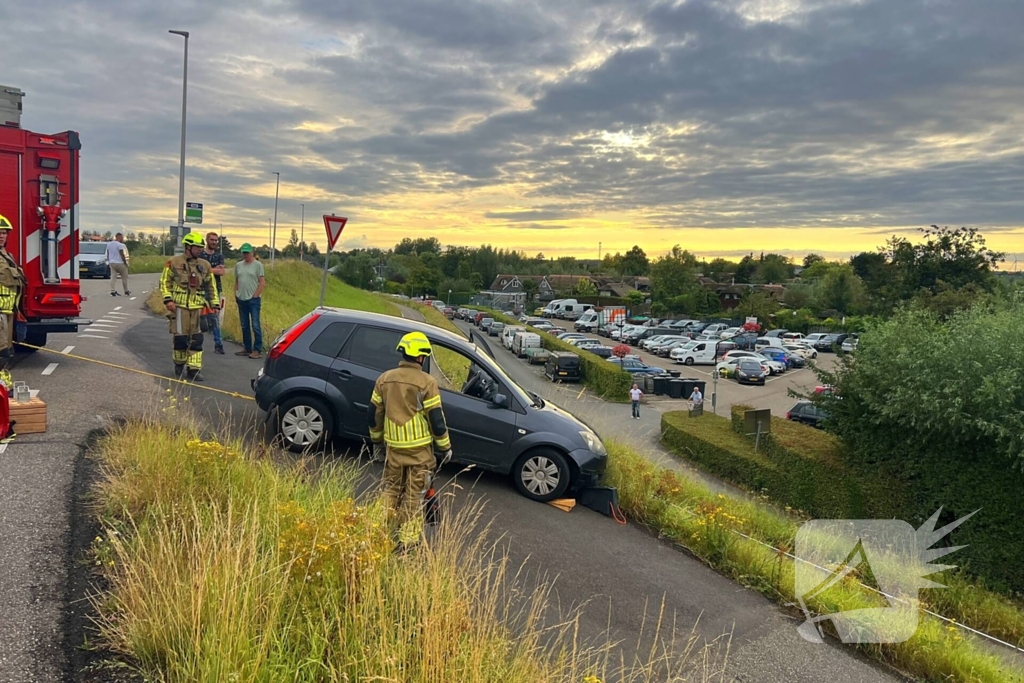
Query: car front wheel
513 449 571 502
684 357 694 365
278 395 333 453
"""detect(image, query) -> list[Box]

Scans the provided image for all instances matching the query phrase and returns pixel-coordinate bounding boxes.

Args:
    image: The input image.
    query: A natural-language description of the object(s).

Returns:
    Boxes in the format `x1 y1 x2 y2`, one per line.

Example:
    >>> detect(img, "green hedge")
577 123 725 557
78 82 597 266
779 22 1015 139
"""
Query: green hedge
477 307 632 401
660 407 874 518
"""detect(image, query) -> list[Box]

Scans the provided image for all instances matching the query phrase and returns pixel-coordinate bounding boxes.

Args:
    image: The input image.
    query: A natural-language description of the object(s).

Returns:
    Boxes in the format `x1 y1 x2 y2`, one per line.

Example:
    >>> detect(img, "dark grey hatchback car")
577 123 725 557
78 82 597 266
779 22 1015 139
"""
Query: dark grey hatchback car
252 308 608 502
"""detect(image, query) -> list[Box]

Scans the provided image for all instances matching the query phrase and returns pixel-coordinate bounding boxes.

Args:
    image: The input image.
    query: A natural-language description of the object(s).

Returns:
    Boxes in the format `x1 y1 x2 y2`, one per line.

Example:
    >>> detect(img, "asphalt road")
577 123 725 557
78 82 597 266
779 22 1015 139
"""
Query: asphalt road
0 275 906 682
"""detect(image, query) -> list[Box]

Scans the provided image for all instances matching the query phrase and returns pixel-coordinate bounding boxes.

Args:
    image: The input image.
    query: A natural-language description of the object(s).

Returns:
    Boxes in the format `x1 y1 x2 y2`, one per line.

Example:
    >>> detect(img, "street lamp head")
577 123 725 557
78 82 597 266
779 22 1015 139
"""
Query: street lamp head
169 30 189 38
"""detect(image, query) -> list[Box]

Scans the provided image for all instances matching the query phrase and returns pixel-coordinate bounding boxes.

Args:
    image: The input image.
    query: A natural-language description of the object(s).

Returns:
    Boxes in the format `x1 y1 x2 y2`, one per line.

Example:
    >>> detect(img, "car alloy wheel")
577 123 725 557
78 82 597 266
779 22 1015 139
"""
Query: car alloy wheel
513 449 570 502
278 395 333 453
684 357 695 365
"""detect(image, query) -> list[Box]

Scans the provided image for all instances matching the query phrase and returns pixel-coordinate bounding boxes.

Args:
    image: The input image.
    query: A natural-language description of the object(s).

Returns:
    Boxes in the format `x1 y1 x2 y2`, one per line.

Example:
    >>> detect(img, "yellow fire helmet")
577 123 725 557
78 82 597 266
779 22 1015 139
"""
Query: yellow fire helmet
0 214 12 231
182 231 205 247
397 331 432 358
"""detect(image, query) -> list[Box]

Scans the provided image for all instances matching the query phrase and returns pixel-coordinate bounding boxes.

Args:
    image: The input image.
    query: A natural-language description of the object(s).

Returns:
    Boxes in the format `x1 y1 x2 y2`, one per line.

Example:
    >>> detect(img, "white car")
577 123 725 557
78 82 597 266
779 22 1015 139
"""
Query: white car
719 327 741 339
841 336 859 353
716 357 771 377
784 343 818 360
723 349 786 375
640 335 674 351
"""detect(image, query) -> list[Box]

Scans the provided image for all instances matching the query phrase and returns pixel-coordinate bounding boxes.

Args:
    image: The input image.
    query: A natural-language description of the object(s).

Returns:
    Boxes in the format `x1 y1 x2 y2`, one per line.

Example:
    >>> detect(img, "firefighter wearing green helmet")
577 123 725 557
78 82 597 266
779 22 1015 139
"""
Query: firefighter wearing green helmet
0 214 25 365
369 330 453 547
159 231 220 381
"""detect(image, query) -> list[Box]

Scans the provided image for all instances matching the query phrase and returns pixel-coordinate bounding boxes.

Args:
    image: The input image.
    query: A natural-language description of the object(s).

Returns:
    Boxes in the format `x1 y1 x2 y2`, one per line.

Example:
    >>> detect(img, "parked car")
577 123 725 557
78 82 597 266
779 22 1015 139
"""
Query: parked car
648 336 688 355
702 323 729 336
487 321 505 337
584 345 613 359
503 325 526 350
556 332 587 343
729 332 759 351
252 308 608 502
784 343 818 360
734 359 768 385
545 352 582 383
474 311 487 326
570 338 602 349
606 357 669 376
812 333 849 351
787 400 828 428
841 335 859 353
639 334 674 351
670 340 737 365
803 332 830 347
716 357 771 378
722 350 785 375
480 317 495 332
531 321 555 331
719 327 741 339
443 307 455 320
781 332 804 342
760 346 802 369
534 307 546 316
656 339 692 357
77 241 111 278
764 329 789 338
513 331 541 357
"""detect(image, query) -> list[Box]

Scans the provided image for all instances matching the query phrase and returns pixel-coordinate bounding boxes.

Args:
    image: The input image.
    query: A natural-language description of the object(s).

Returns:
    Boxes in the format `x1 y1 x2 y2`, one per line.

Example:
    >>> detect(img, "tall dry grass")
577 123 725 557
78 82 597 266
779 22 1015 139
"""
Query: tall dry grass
89 416 728 682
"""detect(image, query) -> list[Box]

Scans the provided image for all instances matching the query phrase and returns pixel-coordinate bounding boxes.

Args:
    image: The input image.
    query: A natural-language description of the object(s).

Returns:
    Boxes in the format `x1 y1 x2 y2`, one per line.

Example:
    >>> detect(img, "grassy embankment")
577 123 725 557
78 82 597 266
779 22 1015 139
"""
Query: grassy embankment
605 413 1024 683
147 260 400 348
129 254 237 274
88 417 722 681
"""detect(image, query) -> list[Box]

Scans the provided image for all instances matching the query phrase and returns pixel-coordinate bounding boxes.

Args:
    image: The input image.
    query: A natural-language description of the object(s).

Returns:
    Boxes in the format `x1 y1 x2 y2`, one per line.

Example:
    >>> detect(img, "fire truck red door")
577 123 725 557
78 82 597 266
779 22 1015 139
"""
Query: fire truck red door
0 150 20 263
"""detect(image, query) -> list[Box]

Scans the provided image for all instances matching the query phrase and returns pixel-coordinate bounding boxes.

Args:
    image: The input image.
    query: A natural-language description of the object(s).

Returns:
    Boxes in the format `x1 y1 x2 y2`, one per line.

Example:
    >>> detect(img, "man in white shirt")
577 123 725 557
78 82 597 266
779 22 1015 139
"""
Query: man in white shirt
689 386 703 410
629 382 644 419
106 233 130 297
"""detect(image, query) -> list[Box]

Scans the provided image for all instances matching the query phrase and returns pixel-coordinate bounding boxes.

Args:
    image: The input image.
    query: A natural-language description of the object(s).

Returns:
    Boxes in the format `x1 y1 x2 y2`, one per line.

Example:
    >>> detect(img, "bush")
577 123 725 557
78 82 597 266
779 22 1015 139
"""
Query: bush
661 408 872 518
817 302 1024 593
478 308 632 401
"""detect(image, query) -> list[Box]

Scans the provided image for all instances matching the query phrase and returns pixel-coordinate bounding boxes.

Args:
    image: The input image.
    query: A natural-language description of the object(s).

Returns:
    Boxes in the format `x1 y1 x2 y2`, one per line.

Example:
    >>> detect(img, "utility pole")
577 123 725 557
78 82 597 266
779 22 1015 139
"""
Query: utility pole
271 171 280 266
268 218 272 260
169 30 190 255
299 203 305 262
599 241 602 261
219 223 223 255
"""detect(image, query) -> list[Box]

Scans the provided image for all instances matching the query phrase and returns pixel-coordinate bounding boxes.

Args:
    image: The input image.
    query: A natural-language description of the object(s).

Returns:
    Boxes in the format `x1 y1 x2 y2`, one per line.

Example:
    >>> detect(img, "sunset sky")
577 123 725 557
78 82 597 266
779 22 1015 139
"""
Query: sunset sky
6 0 1024 264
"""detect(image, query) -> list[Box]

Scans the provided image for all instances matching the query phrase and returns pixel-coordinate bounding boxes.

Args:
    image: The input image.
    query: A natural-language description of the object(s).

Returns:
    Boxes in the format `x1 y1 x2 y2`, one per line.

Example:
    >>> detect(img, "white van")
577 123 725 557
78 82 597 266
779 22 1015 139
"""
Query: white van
670 340 734 365
503 325 526 350
548 299 579 319
560 302 594 321
574 310 599 331
542 299 568 318
513 331 542 357
755 336 786 351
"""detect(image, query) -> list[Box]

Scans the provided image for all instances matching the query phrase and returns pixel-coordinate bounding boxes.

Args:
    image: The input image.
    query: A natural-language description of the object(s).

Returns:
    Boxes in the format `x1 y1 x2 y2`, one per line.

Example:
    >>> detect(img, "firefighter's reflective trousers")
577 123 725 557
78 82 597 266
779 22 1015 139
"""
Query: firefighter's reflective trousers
381 448 435 545
169 306 204 371
0 283 19 359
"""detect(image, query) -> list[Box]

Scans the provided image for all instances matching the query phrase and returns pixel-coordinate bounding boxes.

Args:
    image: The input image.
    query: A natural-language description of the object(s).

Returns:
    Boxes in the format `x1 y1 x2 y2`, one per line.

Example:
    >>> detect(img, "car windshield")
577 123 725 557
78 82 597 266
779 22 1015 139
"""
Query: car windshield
739 361 762 371
79 242 107 254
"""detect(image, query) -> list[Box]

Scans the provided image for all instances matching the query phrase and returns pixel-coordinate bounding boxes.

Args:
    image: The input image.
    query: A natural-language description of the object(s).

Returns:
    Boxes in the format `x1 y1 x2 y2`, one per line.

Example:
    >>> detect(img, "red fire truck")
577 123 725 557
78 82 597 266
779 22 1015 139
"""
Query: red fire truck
0 85 88 349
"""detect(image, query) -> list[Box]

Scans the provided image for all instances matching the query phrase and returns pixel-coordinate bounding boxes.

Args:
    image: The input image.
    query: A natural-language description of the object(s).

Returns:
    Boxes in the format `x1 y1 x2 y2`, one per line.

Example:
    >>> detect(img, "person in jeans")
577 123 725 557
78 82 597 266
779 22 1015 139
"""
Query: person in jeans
234 243 266 358
106 233 130 296
629 382 643 419
202 232 227 354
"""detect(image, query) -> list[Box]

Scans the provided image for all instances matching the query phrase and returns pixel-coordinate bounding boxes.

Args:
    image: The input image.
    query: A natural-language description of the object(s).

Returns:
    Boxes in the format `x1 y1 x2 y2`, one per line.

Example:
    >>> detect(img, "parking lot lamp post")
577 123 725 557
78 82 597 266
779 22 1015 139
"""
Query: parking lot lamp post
447 288 452 306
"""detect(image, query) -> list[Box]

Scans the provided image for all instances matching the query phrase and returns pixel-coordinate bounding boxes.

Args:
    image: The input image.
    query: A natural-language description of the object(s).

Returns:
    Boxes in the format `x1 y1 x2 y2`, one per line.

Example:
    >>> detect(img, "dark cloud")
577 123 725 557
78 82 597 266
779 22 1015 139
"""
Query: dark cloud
3 0 1023 245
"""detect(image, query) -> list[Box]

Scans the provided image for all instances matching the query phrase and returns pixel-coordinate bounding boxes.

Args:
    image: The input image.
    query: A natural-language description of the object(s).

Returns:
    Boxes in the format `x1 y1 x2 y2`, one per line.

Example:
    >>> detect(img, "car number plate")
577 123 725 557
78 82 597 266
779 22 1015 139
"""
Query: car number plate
559 371 567 375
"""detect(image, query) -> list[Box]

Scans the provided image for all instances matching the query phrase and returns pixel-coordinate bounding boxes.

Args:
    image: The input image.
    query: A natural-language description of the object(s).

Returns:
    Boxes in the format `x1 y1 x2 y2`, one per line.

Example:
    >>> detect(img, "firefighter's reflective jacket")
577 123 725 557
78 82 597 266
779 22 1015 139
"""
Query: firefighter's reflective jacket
369 360 451 466
0 250 25 314
160 255 219 310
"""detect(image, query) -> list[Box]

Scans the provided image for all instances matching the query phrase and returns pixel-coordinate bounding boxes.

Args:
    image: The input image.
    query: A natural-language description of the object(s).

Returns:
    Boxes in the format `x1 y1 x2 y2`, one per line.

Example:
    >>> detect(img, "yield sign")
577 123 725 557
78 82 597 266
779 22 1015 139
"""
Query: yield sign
322 215 348 251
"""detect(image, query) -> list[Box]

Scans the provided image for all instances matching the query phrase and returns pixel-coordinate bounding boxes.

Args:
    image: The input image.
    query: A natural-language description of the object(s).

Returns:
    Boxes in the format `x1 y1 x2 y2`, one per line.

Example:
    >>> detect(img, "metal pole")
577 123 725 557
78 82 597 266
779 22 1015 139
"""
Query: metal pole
268 218 272 259
299 203 305 262
169 30 190 255
319 245 331 308
219 223 223 255
271 172 280 266
712 371 718 415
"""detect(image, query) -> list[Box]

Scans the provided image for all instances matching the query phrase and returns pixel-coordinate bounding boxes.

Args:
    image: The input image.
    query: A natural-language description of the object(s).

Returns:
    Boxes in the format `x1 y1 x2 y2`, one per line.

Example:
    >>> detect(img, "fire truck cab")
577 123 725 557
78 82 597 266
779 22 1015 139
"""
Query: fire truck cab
0 85 89 349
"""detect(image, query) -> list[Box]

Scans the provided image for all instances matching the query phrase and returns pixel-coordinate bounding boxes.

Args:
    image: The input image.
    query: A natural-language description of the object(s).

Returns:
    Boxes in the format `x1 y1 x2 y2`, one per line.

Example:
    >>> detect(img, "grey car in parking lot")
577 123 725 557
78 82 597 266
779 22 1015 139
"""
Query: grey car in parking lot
252 308 608 502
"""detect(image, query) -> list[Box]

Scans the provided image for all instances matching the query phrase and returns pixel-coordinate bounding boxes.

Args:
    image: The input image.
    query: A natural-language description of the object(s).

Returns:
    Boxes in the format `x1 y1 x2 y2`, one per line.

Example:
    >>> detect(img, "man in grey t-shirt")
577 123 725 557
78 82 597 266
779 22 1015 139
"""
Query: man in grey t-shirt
234 243 266 359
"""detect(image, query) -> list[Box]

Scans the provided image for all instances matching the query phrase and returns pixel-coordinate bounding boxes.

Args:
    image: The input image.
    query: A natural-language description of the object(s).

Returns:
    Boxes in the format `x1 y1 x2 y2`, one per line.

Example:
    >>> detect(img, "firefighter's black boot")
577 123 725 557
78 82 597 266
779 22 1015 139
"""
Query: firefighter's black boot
187 369 205 383
174 364 187 379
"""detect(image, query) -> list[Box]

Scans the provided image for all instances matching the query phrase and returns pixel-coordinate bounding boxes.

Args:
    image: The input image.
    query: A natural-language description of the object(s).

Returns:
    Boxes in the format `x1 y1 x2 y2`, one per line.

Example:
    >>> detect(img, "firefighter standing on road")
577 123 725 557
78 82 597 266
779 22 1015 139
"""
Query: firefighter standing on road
369 331 453 547
0 214 26 367
160 232 220 382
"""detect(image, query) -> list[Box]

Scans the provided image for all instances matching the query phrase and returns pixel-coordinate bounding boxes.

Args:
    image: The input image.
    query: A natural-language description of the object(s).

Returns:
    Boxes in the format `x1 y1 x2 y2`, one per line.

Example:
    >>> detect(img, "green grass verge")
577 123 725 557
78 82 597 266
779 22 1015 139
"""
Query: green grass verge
88 417 721 681
602 439 1024 683
475 307 632 401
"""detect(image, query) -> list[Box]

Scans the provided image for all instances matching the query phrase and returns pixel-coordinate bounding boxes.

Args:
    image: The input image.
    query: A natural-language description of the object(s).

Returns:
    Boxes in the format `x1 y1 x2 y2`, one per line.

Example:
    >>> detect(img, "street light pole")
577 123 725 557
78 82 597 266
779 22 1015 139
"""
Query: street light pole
299 203 305 262
271 171 280 266
169 30 190 255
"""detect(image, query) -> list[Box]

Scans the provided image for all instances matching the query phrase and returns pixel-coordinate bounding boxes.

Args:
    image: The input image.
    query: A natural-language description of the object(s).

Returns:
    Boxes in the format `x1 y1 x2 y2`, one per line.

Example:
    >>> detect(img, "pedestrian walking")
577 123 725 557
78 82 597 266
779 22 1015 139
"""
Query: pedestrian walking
368 331 453 549
159 232 220 382
0 215 26 366
629 382 643 419
202 232 227 354
234 243 266 359
689 386 703 411
106 232 130 296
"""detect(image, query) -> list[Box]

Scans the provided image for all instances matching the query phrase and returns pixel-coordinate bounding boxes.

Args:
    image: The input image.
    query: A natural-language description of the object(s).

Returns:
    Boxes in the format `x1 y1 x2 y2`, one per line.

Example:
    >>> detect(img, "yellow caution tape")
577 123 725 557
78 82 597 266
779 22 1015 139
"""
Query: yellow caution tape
14 341 256 401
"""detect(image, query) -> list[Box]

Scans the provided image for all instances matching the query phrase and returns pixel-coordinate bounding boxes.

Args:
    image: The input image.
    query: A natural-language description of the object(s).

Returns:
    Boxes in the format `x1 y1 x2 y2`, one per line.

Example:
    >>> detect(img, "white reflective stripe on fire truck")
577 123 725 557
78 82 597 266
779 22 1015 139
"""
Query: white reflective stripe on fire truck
56 204 80 279
23 202 79 279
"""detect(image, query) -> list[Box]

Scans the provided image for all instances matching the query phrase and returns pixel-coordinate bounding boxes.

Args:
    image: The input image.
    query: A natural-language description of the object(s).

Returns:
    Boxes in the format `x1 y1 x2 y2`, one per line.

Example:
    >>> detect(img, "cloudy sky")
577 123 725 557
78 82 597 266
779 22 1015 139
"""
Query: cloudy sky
5 0 1024 262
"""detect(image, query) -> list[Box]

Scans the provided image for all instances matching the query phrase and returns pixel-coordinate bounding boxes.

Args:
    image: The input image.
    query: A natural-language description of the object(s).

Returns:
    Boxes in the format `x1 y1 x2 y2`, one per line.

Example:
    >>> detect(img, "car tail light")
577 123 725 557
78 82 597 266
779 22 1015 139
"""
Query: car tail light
268 312 320 360
786 412 791 419
40 293 82 306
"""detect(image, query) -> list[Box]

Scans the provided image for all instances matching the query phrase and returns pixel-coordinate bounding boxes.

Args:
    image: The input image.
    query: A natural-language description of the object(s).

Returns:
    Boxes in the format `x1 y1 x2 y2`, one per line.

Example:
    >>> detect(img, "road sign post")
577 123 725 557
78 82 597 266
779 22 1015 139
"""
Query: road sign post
319 215 348 308
185 202 203 224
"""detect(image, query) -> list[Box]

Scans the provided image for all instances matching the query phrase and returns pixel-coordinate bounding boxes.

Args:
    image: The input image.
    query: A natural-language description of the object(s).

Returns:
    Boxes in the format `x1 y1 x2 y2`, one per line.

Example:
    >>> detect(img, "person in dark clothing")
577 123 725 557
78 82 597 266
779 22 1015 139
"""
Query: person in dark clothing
203 232 227 354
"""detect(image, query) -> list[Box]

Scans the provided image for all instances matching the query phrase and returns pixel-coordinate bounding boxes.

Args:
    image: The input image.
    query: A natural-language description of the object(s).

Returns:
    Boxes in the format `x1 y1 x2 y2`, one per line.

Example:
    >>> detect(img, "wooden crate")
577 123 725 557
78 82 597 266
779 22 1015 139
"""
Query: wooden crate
9 396 46 434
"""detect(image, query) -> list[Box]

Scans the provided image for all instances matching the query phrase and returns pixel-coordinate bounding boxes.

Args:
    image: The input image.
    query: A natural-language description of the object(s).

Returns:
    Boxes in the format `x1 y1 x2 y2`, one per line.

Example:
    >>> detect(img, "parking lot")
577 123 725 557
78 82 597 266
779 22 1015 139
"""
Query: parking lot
505 316 837 418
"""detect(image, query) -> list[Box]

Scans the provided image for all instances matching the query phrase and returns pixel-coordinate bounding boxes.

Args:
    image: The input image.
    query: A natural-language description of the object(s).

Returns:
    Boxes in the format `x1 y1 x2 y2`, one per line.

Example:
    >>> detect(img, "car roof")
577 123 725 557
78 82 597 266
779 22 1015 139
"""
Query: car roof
315 307 474 348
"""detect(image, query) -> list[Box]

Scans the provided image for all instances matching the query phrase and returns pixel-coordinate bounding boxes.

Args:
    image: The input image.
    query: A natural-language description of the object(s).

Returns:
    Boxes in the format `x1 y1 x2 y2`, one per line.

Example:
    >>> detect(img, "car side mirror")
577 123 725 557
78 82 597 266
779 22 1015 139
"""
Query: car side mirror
490 393 508 409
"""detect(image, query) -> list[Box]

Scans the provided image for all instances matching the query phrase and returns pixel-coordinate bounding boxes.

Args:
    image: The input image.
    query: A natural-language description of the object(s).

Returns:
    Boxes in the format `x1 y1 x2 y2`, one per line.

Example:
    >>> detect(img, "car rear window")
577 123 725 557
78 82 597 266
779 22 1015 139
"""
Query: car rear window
342 326 404 372
558 356 580 368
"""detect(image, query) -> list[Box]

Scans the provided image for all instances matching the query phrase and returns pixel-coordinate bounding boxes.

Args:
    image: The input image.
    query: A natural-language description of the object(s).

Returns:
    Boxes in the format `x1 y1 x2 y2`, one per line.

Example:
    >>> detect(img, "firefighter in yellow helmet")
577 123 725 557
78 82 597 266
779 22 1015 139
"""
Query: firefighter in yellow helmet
0 214 26 366
159 231 220 381
369 330 453 546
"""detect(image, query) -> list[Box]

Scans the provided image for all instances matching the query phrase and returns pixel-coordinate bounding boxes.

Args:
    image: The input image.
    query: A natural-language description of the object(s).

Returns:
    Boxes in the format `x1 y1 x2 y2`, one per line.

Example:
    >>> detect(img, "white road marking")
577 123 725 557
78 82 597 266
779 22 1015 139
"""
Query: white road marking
42 363 59 376
0 443 6 454
130 297 136 300
61 345 74 354
78 334 110 339
106 311 131 317
113 306 122 311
